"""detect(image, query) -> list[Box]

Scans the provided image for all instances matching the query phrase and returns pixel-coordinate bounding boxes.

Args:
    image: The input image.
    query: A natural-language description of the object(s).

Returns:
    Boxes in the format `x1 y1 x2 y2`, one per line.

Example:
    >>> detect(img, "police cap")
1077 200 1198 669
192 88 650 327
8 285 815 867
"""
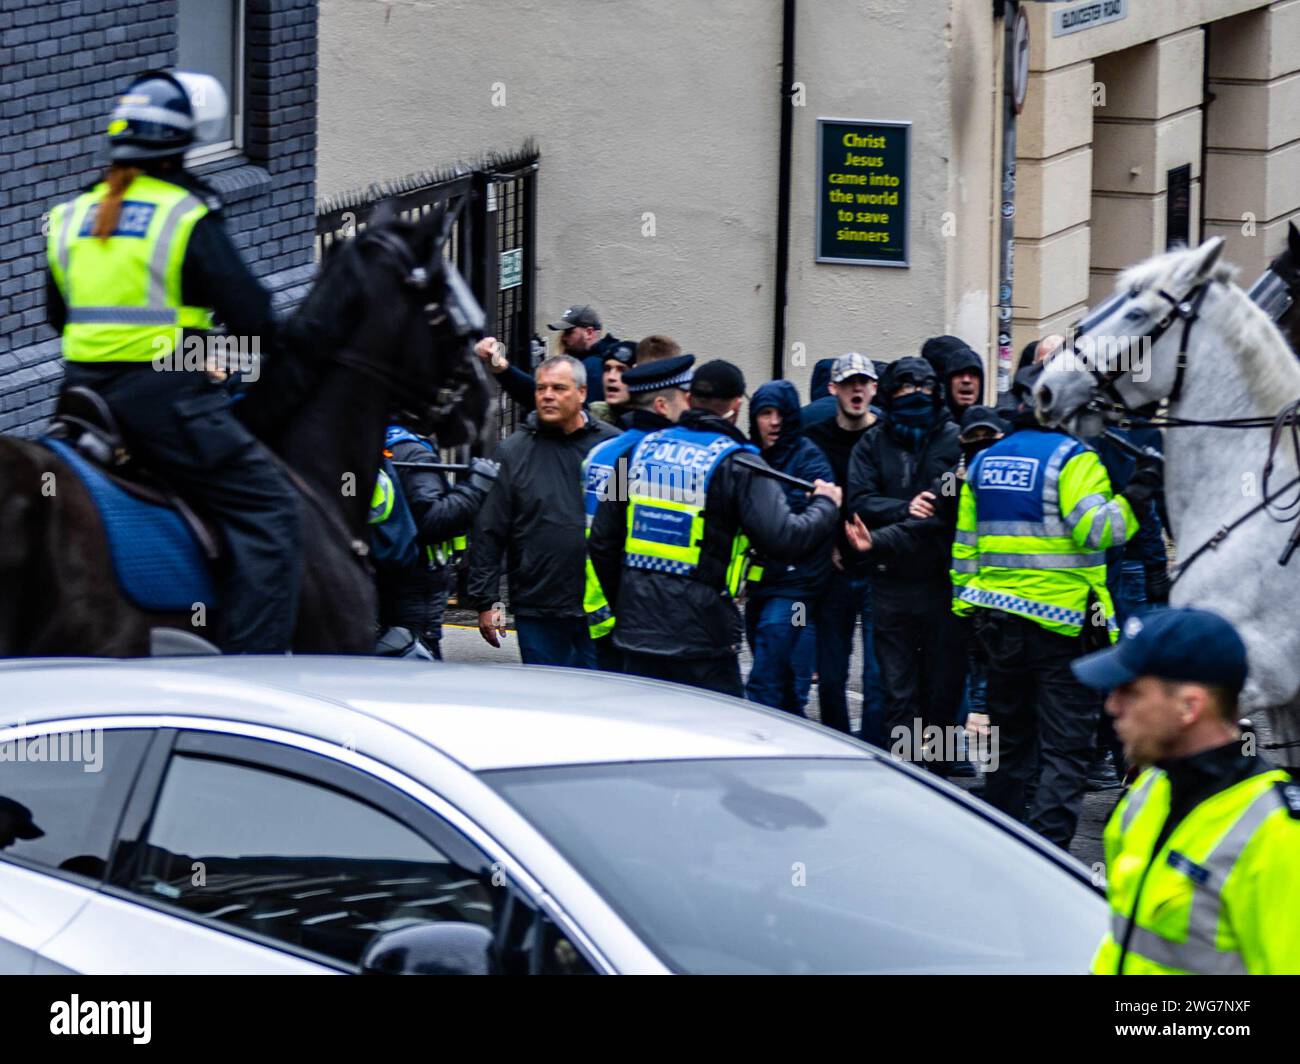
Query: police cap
623 353 696 394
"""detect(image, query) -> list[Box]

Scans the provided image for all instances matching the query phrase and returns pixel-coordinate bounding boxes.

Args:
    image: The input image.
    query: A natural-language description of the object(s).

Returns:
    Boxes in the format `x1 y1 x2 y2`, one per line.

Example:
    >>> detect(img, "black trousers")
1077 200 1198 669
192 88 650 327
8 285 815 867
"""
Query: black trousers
970 609 1101 850
871 579 967 759
63 363 301 653
621 650 744 699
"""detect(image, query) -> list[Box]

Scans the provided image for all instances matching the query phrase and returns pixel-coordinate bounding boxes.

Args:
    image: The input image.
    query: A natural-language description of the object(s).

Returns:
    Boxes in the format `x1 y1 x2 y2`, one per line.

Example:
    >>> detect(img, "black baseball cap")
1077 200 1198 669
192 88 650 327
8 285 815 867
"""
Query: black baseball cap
0 796 44 840
604 341 637 368
959 405 1009 438
1071 607 1249 693
548 304 601 331
689 359 747 401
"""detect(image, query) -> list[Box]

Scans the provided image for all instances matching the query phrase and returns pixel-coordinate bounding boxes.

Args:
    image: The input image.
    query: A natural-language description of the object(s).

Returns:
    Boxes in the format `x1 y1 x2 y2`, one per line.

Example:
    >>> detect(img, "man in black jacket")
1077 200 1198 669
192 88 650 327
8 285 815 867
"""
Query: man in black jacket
921 334 985 424
590 360 841 697
377 426 499 659
466 355 620 667
846 356 963 763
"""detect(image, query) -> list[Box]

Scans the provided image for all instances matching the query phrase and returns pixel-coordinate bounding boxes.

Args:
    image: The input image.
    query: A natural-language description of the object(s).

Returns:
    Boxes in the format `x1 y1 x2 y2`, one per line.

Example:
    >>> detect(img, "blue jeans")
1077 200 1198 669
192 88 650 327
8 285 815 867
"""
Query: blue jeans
816 572 883 740
1113 559 1148 627
515 616 596 669
745 596 816 715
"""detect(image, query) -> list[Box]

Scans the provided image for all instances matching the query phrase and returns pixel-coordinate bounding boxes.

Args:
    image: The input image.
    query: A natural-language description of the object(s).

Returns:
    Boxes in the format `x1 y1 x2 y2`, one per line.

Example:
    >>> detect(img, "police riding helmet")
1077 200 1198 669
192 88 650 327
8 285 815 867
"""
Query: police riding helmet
107 69 228 162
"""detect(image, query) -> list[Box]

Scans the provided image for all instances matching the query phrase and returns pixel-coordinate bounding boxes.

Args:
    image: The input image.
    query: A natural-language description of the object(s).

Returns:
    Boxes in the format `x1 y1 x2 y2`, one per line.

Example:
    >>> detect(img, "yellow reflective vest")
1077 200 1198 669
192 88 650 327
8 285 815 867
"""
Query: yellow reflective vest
47 173 215 363
952 429 1137 640
1095 765 1300 974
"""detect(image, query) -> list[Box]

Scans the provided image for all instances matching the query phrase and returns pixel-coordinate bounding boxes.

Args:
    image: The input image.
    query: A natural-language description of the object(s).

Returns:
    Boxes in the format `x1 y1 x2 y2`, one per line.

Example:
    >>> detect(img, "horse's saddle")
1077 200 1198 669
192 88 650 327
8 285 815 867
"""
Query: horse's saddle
39 387 220 613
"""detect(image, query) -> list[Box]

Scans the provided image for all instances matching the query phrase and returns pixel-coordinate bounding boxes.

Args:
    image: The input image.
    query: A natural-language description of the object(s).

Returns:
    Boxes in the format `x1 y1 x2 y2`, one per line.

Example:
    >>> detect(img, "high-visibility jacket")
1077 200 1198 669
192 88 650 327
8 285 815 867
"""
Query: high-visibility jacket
951 428 1137 640
47 173 215 363
623 427 759 598
1094 766 1300 974
581 428 649 639
382 426 468 567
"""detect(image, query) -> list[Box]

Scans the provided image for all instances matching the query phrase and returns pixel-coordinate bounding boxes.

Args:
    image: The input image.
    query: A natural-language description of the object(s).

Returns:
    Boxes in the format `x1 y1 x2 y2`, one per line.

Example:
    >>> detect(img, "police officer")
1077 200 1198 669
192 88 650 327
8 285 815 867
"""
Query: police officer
45 71 299 652
952 365 1157 848
1073 608 1300 974
581 354 695 671
589 359 841 697
373 425 499 659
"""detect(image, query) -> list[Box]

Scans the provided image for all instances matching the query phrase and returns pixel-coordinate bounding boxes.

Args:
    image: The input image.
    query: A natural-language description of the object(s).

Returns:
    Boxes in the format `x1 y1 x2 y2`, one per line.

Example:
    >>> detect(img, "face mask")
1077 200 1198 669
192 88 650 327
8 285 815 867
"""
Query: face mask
961 435 999 463
890 391 935 428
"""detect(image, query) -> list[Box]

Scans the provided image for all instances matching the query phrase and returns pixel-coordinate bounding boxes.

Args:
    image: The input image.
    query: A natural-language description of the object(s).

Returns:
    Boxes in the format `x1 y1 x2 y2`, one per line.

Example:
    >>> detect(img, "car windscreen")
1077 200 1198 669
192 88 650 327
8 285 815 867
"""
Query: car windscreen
486 757 1105 974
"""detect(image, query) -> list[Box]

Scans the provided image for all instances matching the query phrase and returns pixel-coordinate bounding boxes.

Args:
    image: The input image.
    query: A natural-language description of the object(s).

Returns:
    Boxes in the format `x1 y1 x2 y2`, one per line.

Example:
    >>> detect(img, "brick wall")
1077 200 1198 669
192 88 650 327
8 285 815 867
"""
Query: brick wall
0 0 319 435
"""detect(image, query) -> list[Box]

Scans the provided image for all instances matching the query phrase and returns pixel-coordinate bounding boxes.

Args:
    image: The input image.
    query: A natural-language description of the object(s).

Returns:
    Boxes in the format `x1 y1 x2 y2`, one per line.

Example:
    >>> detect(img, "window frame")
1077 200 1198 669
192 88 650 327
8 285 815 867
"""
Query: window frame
178 0 246 167
0 723 155 890
99 724 611 974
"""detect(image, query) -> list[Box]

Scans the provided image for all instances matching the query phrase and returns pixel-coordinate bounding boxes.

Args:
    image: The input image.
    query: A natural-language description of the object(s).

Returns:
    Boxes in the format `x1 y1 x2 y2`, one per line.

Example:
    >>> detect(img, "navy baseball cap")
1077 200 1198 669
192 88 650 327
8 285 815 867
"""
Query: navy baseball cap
1071 607 1249 693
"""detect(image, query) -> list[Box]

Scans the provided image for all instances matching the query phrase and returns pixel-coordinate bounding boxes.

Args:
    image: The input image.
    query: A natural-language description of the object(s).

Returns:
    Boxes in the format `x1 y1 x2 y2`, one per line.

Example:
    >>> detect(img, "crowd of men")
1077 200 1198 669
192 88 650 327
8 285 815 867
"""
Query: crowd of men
371 302 1175 852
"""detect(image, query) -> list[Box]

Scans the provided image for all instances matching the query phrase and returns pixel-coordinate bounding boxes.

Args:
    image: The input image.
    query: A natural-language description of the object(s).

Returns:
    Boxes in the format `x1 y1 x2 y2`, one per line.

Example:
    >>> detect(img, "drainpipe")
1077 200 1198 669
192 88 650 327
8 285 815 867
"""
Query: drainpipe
772 0 796 381
994 0 1022 396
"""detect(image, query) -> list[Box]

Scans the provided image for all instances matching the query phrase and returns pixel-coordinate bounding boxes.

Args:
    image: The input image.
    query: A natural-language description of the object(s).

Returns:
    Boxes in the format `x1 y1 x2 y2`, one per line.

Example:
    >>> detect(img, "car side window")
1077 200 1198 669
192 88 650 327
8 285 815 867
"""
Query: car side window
122 751 495 968
0 727 149 881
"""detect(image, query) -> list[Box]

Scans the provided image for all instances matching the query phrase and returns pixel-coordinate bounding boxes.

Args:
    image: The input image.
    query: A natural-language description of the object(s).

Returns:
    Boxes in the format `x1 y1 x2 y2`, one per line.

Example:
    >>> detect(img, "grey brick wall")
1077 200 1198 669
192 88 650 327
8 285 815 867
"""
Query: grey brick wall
0 0 319 435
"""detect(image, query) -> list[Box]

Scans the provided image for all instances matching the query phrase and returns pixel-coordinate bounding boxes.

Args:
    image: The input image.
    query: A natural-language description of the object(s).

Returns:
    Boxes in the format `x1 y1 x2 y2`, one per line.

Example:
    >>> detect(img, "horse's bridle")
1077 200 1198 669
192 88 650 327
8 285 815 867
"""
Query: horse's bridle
1071 276 1212 419
328 217 483 417
1064 275 1300 577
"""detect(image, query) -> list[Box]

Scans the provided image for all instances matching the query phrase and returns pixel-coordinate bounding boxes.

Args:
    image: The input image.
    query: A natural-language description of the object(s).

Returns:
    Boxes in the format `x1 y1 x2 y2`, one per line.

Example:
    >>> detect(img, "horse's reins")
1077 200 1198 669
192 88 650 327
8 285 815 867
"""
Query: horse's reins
1071 277 1300 579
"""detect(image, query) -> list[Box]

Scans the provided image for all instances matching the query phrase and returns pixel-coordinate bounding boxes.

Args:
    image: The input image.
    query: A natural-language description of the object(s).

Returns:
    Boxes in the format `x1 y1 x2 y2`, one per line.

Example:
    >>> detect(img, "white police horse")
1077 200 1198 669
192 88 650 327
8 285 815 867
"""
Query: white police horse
1034 238 1300 768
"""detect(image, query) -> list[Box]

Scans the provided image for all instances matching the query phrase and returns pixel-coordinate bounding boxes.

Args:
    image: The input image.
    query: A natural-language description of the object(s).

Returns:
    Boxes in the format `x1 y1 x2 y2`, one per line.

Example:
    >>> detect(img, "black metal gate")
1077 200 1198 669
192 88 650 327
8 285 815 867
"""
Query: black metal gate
314 145 540 440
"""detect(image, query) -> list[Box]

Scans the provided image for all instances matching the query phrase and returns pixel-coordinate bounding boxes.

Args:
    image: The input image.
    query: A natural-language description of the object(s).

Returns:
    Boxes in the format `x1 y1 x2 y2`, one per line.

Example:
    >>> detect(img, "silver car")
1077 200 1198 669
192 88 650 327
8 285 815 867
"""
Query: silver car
0 657 1105 974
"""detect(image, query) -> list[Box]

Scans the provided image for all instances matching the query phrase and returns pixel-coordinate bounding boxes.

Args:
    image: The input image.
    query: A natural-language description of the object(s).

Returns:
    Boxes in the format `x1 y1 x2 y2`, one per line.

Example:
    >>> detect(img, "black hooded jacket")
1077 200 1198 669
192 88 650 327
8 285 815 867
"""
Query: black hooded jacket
466 411 620 617
799 357 839 428
921 335 985 422
377 434 490 640
846 356 961 584
589 407 838 659
748 381 835 600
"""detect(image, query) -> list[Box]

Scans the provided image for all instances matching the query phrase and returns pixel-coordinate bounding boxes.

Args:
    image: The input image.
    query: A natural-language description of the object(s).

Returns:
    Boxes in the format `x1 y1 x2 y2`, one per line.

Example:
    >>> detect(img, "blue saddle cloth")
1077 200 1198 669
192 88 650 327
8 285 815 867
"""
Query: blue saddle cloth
40 437 215 613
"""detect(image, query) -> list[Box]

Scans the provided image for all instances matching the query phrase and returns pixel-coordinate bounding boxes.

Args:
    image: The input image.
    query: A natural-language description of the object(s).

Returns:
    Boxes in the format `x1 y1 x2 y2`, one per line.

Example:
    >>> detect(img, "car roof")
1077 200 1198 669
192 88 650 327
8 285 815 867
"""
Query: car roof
0 657 869 771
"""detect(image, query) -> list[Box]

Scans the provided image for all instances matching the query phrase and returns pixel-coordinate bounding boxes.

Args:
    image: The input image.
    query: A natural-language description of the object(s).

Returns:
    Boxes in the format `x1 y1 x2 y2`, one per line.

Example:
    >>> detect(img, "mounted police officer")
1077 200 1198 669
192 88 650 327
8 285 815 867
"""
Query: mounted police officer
1074 608 1300 974
370 425 499 659
45 70 299 653
951 364 1158 848
581 354 695 671
589 359 840 697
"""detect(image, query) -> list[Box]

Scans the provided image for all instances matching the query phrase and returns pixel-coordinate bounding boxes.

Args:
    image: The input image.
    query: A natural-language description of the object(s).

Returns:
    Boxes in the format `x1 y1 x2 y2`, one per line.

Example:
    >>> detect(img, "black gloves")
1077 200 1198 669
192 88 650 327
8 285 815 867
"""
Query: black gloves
1121 450 1164 510
467 456 501 494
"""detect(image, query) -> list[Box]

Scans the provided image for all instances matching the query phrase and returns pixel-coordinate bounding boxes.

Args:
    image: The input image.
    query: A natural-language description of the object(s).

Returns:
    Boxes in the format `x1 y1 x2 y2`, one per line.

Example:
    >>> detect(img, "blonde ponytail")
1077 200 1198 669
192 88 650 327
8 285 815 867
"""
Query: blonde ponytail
91 163 142 240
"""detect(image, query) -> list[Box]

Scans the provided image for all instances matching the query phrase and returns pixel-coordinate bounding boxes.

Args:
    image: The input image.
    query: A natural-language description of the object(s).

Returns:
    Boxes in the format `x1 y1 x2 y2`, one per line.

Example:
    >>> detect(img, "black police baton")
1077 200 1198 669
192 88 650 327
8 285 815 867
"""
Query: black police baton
1101 429 1162 462
388 461 472 472
732 454 815 492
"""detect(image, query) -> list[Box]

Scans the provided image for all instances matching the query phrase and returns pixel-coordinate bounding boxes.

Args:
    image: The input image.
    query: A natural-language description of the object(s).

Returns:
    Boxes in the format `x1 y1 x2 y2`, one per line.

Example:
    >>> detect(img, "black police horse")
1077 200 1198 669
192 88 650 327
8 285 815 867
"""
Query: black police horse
0 205 489 656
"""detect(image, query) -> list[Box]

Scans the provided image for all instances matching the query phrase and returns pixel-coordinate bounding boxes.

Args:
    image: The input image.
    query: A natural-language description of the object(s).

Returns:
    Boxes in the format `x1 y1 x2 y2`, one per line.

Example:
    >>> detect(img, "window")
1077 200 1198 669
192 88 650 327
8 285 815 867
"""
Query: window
490 758 1106 974
122 752 496 968
177 0 244 162
0 728 149 881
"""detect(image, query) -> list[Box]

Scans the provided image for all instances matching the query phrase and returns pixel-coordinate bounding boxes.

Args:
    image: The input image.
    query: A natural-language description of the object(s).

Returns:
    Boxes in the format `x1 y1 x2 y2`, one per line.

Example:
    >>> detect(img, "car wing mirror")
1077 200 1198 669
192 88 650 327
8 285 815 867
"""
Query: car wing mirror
360 922 496 975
